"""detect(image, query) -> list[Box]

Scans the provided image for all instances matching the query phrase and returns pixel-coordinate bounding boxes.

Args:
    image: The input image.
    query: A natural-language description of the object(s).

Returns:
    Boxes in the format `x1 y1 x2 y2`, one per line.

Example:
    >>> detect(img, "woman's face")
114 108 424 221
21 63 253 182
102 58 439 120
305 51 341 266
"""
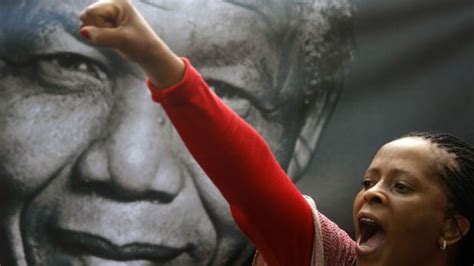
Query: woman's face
353 137 451 266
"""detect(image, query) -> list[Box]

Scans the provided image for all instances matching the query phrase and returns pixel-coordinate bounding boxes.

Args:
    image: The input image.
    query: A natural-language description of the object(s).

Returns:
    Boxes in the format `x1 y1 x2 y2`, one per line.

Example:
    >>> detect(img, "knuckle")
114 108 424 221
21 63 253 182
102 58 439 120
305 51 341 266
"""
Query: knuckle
79 11 87 21
85 5 96 14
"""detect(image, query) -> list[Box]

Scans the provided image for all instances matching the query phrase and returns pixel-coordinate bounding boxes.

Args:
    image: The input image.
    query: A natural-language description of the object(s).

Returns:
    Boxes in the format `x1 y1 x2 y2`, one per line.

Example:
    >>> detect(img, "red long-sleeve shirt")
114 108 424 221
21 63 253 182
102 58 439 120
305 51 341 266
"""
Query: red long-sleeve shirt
147 59 356 266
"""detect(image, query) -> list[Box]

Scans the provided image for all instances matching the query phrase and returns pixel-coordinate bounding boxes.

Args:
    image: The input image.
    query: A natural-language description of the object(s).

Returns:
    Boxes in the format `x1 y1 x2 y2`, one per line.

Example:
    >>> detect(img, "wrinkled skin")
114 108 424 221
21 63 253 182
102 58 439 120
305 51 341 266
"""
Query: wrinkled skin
0 0 351 265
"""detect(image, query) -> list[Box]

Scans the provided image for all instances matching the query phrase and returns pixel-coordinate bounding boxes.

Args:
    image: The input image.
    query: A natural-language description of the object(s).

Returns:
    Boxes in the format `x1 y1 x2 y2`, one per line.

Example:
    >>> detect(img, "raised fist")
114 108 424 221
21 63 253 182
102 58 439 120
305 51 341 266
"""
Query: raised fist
80 0 159 64
80 0 184 88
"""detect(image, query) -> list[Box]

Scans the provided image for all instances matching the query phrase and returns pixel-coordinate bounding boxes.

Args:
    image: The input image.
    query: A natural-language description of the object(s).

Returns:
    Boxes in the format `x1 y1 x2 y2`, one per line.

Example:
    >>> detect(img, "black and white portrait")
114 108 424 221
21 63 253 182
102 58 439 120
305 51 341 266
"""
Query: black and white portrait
0 0 353 264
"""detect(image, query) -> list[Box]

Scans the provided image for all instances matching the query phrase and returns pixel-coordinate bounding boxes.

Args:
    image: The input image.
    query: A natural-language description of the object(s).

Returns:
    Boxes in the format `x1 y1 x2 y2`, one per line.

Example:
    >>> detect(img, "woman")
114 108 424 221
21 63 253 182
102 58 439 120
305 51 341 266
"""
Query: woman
78 1 473 265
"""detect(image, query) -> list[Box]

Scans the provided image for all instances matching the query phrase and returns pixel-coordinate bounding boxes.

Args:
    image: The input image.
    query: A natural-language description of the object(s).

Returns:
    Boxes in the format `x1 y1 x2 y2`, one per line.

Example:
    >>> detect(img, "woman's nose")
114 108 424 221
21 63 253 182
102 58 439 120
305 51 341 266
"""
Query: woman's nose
363 183 389 205
74 82 185 202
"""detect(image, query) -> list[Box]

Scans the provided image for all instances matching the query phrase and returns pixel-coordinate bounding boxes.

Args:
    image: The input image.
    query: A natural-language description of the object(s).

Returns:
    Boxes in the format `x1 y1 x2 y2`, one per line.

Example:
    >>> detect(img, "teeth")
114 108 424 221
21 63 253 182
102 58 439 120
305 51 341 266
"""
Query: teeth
360 218 377 225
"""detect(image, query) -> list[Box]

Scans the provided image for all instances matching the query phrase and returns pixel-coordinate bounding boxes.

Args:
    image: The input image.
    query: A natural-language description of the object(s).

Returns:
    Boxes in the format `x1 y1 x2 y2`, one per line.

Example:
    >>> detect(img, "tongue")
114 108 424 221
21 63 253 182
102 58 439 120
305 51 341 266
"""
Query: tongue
366 230 386 249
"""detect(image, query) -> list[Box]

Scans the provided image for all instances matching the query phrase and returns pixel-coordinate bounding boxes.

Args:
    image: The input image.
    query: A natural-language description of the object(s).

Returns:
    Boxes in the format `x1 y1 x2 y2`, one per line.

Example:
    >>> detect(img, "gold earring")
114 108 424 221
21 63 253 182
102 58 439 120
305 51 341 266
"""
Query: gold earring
440 239 447 250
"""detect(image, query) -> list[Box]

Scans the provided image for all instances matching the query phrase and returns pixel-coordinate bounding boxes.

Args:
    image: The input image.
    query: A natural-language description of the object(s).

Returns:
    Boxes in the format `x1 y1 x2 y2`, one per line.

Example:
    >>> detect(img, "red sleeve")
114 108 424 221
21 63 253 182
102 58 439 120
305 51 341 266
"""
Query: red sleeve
147 58 315 266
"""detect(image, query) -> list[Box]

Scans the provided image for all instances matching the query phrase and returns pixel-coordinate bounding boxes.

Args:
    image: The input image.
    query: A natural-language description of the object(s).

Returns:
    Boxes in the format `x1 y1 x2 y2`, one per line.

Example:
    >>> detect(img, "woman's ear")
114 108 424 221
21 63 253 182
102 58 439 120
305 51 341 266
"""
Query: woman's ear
440 214 470 247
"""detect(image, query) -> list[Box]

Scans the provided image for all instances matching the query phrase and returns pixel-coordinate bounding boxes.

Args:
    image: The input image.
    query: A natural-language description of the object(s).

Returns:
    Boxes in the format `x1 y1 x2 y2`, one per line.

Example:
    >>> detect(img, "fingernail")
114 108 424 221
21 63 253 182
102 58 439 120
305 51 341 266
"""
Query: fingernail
80 29 91 40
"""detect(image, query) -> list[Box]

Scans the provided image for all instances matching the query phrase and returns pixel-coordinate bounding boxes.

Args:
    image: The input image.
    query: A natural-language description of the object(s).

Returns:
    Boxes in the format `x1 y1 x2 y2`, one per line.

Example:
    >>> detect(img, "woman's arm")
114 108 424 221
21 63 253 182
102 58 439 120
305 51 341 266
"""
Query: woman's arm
79 1 315 265
148 59 315 265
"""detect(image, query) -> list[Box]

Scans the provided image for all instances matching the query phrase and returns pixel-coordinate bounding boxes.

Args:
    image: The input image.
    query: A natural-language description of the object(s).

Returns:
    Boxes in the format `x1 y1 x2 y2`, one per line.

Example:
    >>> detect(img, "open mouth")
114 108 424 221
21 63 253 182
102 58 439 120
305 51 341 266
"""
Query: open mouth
357 217 386 253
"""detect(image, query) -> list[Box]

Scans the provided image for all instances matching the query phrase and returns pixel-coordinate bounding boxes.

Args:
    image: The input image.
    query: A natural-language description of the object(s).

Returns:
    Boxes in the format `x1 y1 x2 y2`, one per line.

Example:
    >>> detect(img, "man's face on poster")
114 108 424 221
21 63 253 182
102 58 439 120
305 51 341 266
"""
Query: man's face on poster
0 0 351 265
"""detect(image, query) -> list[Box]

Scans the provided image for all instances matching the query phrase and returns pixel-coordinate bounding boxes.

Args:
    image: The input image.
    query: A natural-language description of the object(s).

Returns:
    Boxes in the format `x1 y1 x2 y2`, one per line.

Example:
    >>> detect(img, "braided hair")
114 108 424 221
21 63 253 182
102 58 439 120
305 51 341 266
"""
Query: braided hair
402 132 474 266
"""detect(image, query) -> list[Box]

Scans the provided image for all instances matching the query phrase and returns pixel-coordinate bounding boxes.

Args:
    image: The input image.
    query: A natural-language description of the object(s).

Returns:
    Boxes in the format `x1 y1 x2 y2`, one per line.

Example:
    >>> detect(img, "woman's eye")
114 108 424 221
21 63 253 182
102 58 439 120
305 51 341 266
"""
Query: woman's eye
361 179 374 189
33 53 109 94
393 182 412 194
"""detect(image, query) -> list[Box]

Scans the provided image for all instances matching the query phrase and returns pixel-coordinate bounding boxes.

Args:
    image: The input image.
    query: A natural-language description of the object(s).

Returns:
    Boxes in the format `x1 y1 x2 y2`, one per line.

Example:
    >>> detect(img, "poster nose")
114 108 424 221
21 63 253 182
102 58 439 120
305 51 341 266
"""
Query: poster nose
73 84 185 201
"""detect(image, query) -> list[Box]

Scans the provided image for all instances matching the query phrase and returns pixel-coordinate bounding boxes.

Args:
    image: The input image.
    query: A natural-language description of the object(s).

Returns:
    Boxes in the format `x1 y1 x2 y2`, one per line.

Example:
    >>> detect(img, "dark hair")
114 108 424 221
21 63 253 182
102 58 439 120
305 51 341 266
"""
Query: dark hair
402 132 474 266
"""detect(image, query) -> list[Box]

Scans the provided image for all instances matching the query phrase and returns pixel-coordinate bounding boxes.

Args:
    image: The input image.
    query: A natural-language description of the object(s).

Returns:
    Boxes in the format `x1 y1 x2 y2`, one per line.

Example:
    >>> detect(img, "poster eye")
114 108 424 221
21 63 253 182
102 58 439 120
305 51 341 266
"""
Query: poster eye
207 80 253 118
34 52 109 94
37 53 107 80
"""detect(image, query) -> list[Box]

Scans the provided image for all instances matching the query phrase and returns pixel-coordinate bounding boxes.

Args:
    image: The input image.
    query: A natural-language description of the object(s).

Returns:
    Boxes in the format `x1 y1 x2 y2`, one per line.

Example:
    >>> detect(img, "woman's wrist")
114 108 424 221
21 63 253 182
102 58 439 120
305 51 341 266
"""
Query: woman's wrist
140 39 185 89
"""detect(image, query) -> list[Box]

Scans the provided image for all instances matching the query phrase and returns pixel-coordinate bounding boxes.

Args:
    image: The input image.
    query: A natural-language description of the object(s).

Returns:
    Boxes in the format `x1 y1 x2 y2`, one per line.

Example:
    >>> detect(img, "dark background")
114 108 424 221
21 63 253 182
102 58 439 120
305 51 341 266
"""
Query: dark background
299 0 474 236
